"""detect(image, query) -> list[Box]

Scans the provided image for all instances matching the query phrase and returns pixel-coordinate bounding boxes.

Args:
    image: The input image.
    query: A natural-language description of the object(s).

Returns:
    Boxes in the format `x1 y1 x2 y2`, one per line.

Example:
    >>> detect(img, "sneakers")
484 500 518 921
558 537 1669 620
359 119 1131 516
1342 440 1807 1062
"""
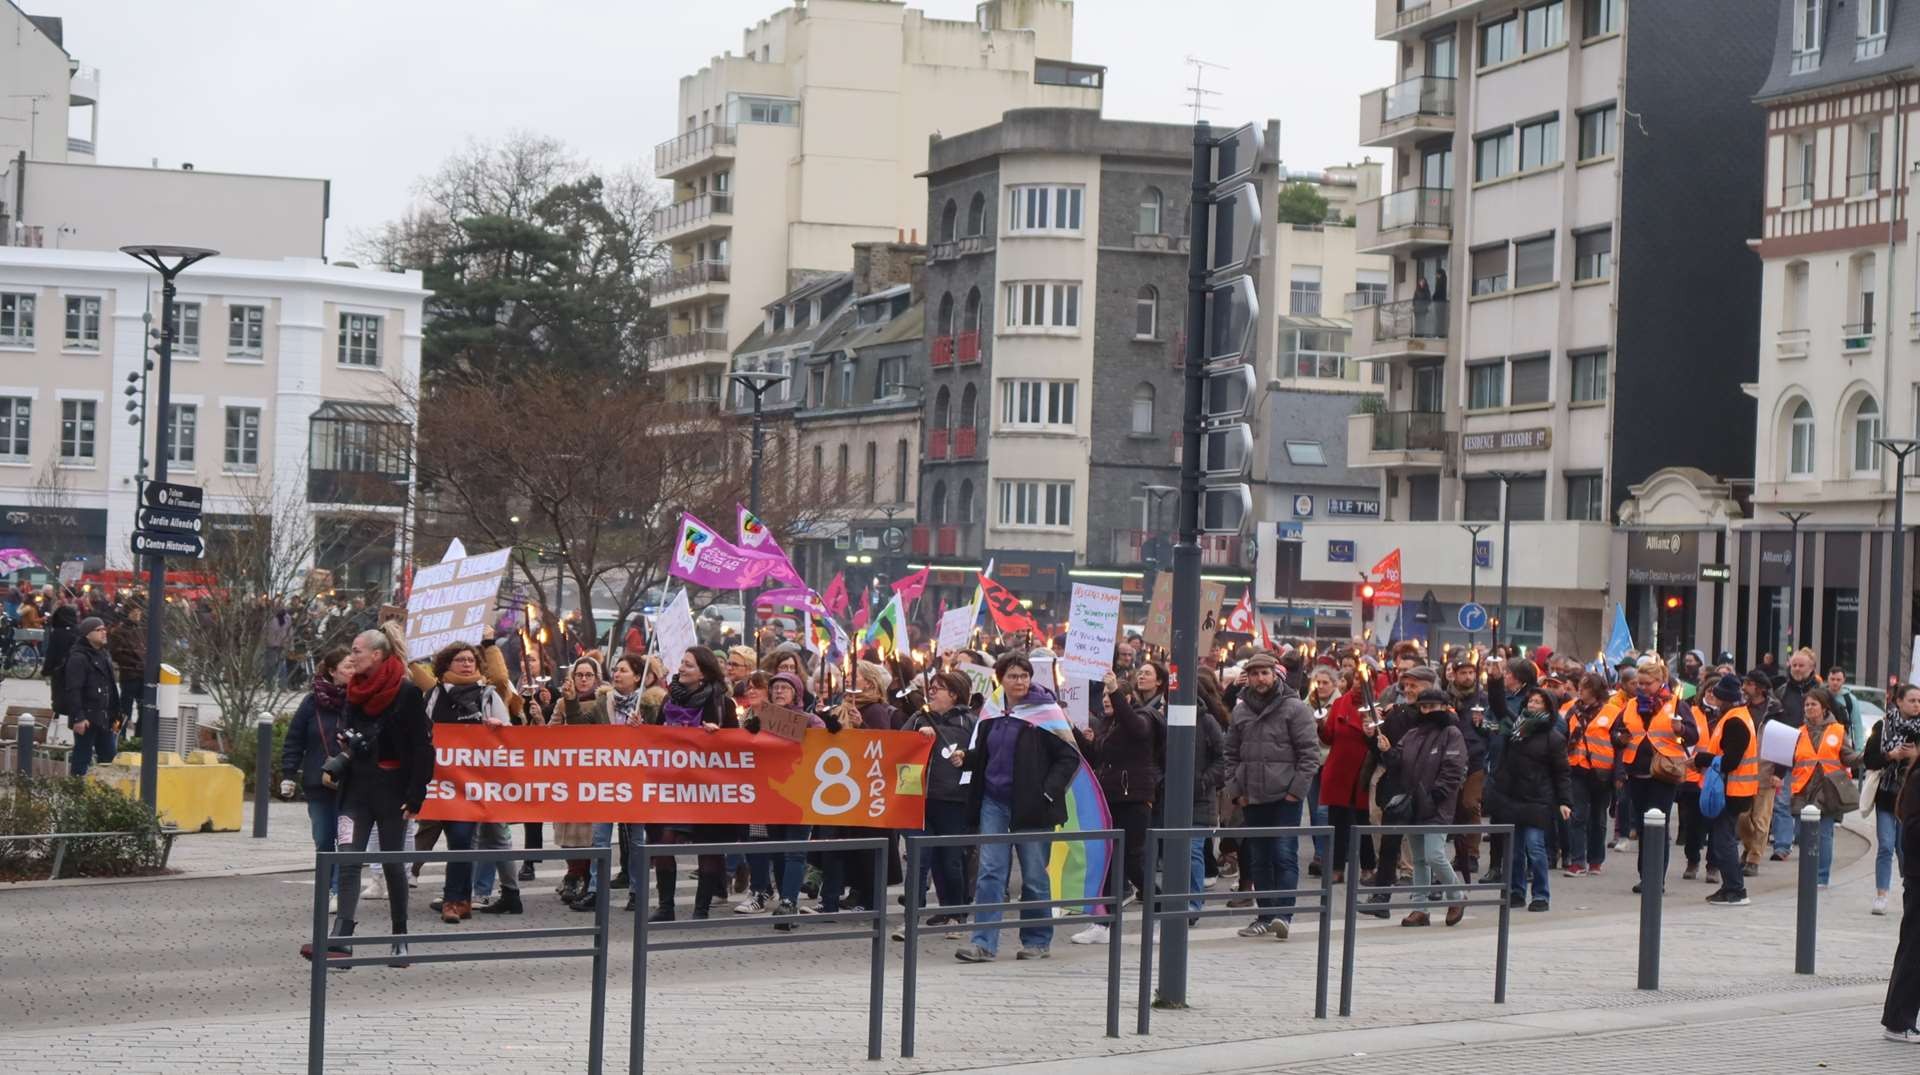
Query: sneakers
1770 850 1791 862
1564 864 1587 878
1587 864 1604 876
954 944 995 963
1509 892 1526 909
386 942 411 969
1226 896 1255 908
1015 946 1050 960
1527 899 1549 912
1874 893 1890 916
1706 891 1751 907
734 892 772 915
648 905 674 923
1270 919 1290 941
1883 1027 1920 1043
1705 867 1721 885
1070 924 1110 945
1742 863 1759 878
1236 919 1275 937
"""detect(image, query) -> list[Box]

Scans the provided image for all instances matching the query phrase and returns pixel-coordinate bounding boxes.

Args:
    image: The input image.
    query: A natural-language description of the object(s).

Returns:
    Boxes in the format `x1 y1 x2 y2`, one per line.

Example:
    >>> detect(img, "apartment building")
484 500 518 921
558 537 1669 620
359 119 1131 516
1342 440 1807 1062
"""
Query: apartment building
1301 0 1771 654
645 0 1104 406
1739 0 1920 681
1 2 97 167
914 109 1281 621
0 6 423 594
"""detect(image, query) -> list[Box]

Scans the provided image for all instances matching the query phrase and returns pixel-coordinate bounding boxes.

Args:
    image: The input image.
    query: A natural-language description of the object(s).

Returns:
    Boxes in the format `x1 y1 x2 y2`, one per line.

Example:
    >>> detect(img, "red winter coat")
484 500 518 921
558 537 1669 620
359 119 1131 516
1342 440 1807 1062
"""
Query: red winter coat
1317 688 1373 811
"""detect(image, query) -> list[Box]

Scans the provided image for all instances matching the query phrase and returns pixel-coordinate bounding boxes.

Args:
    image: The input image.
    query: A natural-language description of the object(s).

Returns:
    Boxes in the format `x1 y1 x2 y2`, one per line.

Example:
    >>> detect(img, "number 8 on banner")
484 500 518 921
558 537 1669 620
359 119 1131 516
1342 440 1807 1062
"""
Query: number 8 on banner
812 747 860 816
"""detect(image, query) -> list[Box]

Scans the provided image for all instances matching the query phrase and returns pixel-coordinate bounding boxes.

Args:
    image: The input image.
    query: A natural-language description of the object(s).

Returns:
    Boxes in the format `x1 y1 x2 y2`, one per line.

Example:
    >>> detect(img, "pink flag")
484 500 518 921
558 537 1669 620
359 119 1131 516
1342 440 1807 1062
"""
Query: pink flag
822 572 849 618
891 566 929 610
668 513 800 590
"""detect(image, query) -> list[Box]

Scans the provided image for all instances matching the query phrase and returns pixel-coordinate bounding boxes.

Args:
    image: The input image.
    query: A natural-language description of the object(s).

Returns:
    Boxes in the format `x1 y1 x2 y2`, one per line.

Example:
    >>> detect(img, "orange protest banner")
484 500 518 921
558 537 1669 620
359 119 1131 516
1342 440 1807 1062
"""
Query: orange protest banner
416 724 933 828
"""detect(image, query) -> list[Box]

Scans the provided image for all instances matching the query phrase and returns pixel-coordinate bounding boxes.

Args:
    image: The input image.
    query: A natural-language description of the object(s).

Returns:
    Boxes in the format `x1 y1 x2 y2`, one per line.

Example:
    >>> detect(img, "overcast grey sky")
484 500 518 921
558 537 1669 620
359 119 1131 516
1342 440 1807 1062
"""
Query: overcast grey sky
37 0 1392 258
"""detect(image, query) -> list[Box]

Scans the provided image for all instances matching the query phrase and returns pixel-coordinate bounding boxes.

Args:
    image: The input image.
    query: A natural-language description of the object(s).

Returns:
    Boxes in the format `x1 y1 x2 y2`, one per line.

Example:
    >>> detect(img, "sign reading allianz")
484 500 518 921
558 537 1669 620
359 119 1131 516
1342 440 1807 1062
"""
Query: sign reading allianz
1461 427 1551 454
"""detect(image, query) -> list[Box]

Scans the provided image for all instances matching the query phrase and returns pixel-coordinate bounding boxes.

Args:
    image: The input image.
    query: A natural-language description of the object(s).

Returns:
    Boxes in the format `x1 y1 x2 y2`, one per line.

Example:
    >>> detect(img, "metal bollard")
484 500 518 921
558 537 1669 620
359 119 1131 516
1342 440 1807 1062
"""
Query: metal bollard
15 714 33 774
1637 808 1667 990
1795 804 1820 974
253 713 274 838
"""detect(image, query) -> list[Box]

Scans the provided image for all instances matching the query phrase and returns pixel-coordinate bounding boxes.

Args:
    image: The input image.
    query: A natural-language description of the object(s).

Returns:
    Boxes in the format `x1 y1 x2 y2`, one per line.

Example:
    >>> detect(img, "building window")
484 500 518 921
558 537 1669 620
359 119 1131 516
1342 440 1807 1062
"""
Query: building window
864 441 877 504
836 444 850 495
1513 235 1555 288
1517 115 1560 171
165 403 196 466
338 312 382 366
967 192 987 236
1571 351 1608 402
875 355 906 398
733 95 798 124
957 479 975 523
998 480 1073 528
1509 353 1550 405
1033 60 1103 87
1139 187 1164 234
1852 395 1883 475
1789 399 1815 476
1352 270 1389 309
1849 120 1881 196
1470 244 1510 295
894 439 910 503
307 402 410 505
1522 1 1565 52
64 296 101 351
172 302 201 356
0 397 28 460
1784 259 1811 332
1479 14 1518 66
59 399 95 462
1475 129 1515 182
1132 383 1155 434
1860 0 1888 58
1285 440 1327 466
1003 282 1081 331
809 366 828 408
839 359 856 404
1584 0 1619 37
228 304 264 357
224 406 261 470
1006 185 1085 235
1850 251 1878 333
1282 329 1354 380
0 293 33 346
1786 132 1816 203
1135 287 1158 338
940 199 959 243
1578 104 1617 160
1468 362 1505 410
1574 228 1612 281
1791 0 1822 71
1001 379 1077 430
1566 474 1604 521
1289 266 1323 316
1463 476 1504 521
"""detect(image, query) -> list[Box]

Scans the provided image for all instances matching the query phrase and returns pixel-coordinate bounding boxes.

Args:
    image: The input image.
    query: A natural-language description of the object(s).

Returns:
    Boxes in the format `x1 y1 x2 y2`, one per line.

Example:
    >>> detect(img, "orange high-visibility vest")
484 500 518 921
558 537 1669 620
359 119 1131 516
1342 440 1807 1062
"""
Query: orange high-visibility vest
1567 701 1618 773
1620 698 1685 763
1718 706 1761 798
1790 720 1849 794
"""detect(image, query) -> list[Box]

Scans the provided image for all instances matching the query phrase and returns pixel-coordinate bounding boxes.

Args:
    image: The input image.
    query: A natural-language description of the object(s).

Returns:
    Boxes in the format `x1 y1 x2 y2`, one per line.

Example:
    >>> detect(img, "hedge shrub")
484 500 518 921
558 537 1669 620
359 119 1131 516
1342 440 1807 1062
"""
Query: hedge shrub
0 774 166 880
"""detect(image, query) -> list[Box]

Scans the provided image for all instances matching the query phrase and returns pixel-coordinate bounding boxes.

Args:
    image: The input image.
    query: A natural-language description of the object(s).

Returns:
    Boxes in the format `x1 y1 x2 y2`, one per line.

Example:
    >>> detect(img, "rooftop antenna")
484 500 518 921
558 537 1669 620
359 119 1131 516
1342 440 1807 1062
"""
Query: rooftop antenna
1184 55 1226 124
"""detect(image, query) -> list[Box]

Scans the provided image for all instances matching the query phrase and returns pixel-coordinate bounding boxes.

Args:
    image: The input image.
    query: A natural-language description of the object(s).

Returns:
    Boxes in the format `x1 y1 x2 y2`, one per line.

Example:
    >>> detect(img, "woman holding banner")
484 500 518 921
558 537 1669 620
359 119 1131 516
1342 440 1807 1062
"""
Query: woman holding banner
644 645 738 920
896 670 977 937
1071 663 1166 945
421 639 514 923
552 657 611 907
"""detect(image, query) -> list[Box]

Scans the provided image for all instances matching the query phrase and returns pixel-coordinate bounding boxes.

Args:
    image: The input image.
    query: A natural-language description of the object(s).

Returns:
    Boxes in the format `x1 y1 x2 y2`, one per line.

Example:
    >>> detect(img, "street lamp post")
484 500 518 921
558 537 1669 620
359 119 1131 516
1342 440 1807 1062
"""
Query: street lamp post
1140 483 1176 603
1487 472 1521 653
1776 510 1812 656
1459 523 1489 652
1875 438 1920 689
120 245 218 812
729 371 790 655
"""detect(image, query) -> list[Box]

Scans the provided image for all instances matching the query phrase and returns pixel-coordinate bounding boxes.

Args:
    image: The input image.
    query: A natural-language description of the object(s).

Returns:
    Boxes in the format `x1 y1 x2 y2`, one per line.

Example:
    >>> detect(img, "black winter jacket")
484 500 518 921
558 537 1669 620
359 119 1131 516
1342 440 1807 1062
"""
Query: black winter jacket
1087 688 1164 804
281 690 347 792
961 708 1082 831
900 704 977 803
339 680 434 815
59 642 118 728
1386 712 1468 824
1487 716 1572 830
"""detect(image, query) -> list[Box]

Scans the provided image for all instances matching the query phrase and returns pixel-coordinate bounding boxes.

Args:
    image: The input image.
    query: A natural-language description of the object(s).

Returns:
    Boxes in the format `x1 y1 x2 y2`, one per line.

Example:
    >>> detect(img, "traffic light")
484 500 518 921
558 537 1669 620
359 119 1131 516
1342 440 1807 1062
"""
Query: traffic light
1664 594 1682 611
1358 581 1376 628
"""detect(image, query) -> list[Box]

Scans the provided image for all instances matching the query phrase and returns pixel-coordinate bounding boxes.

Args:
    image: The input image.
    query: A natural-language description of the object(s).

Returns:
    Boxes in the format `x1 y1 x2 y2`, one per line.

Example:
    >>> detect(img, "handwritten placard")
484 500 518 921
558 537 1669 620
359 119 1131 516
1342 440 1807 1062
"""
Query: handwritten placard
1062 582 1122 683
754 703 812 743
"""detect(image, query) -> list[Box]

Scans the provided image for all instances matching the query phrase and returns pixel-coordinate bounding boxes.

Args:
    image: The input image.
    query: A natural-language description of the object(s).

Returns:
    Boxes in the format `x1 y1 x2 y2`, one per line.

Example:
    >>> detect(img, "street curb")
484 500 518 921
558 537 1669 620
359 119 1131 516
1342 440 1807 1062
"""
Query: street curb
1 861 312 891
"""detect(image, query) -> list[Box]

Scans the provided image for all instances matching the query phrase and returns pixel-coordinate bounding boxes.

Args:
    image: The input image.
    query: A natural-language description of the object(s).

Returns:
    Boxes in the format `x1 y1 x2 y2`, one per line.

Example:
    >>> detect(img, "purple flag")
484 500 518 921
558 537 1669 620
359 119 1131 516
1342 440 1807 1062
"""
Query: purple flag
668 513 801 590
756 587 829 617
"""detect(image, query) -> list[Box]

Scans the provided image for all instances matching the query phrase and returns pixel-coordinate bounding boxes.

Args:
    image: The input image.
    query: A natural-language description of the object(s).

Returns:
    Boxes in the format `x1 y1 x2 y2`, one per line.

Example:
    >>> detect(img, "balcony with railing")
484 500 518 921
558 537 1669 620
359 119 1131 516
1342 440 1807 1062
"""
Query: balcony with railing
654 124 736 178
1348 410 1451 469
956 331 981 364
1374 0 1492 38
647 260 730 301
929 428 949 459
1843 319 1875 354
1355 298 1450 362
1359 76 1456 148
931 336 954 368
1111 529 1241 568
1776 327 1810 358
651 192 733 241
929 235 995 262
1357 187 1452 255
953 426 978 459
645 329 729 371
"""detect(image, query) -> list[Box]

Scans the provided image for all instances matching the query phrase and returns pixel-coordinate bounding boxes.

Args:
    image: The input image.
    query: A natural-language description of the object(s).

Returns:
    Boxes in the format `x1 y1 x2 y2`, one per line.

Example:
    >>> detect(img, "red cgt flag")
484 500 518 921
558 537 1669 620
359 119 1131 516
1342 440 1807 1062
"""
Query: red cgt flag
977 574 1039 636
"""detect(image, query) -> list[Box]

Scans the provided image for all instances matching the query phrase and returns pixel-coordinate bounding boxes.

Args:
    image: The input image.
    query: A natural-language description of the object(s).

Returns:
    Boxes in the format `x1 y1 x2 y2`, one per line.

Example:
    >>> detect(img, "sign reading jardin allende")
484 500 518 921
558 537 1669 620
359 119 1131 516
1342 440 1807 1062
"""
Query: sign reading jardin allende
1461 428 1551 454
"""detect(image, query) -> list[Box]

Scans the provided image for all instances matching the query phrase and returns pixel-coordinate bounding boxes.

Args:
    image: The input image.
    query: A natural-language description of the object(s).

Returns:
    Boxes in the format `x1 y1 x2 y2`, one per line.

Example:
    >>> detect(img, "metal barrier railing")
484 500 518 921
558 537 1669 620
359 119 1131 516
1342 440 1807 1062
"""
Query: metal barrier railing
307 846 613 1075
899 828 1124 1058
1138 825 1335 1031
0 826 187 878
632 835 888 1074
1340 823 1514 1016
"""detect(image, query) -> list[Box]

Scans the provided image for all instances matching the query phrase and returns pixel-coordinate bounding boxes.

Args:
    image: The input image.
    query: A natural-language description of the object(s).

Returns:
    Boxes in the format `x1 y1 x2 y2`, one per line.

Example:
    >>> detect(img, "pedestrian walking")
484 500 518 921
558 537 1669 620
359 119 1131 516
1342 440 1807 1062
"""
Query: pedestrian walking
1487 688 1571 912
1789 687 1860 888
1381 687 1468 927
1072 662 1164 944
1225 651 1320 940
1865 685 1920 915
1563 673 1619 878
281 648 350 910
59 616 118 776
1692 673 1760 907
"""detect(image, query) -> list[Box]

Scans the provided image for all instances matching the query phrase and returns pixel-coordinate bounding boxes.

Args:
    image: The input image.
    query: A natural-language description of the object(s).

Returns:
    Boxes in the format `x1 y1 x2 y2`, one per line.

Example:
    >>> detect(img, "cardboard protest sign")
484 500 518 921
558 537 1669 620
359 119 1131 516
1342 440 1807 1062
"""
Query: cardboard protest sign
405 546 512 656
1143 571 1175 648
418 724 934 827
936 604 976 652
754 703 812 743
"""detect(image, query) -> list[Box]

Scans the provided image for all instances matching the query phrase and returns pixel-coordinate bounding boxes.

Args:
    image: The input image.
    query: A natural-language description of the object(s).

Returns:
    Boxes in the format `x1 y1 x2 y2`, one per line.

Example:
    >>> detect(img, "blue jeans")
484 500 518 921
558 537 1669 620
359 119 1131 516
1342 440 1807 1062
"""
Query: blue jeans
769 824 812 905
747 834 775 898
1808 815 1836 885
1771 780 1795 855
1878 809 1906 891
1189 837 1207 912
1307 772 1329 864
442 821 478 901
588 822 639 897
306 794 340 894
1567 776 1609 869
1509 825 1550 903
67 719 116 776
1243 797 1304 924
970 796 1053 955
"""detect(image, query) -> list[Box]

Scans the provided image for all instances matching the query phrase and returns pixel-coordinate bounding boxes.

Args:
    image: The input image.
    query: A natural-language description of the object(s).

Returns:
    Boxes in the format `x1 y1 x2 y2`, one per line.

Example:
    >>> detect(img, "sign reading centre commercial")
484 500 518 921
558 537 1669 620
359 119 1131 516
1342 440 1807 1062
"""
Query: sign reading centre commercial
1461 428 1551 454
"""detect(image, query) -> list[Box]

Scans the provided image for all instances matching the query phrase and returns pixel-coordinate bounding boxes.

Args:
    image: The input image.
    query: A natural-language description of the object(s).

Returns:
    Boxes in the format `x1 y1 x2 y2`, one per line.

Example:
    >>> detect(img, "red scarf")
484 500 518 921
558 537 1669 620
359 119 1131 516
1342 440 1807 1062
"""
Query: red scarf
348 655 406 716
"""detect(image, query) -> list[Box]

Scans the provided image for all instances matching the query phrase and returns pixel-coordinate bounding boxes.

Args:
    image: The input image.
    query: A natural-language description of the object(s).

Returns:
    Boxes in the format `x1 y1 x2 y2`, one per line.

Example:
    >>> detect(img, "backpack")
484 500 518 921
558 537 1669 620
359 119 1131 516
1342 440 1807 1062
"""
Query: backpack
1699 757 1727 819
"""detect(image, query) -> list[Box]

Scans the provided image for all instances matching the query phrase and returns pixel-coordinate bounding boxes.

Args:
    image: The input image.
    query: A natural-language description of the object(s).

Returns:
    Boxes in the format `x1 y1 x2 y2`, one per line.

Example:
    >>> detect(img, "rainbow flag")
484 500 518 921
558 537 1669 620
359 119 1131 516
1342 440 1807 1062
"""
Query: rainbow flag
998 698 1112 915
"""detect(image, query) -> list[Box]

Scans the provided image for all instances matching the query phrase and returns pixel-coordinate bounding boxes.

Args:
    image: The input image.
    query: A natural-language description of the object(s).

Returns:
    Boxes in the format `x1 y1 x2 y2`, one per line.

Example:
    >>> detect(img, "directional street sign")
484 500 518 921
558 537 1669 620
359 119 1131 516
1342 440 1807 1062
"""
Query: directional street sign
1201 423 1253 477
1206 122 1264 187
1458 602 1489 633
131 529 204 559
1205 182 1263 276
1202 276 1259 365
142 480 204 512
138 507 202 534
1200 485 1251 534
1202 363 1257 422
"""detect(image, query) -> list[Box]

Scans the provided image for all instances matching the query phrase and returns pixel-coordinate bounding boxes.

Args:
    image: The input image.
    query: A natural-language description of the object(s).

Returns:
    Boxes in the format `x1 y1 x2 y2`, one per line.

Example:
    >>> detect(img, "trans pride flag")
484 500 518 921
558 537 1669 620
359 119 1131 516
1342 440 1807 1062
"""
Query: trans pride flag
991 696 1112 915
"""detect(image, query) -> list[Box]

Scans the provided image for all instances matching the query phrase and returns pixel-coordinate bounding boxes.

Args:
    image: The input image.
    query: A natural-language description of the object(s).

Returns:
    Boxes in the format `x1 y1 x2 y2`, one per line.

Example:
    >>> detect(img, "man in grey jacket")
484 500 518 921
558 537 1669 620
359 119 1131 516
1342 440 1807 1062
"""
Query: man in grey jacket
1225 652 1321 940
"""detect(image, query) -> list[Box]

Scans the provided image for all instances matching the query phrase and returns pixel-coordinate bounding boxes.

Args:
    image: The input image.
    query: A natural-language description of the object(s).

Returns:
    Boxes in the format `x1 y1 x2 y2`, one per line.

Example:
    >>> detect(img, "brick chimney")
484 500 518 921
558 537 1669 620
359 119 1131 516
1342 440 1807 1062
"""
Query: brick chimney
851 240 927 297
